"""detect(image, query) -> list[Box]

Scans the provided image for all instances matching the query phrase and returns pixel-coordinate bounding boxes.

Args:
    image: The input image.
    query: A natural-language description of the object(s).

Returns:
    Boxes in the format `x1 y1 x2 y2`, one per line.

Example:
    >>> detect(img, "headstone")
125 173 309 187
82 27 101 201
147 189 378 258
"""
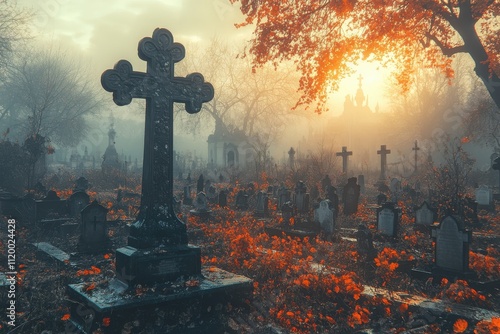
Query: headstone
321 175 332 194
278 186 291 211
218 173 224 183
218 189 228 208
254 191 269 217
414 201 436 226
475 185 493 210
197 174 205 193
68 191 90 217
235 190 249 210
77 200 111 253
342 177 360 215
356 224 377 262
35 190 69 222
288 147 295 168
74 176 89 192
390 178 402 202
206 185 218 203
431 216 471 273
294 181 310 213
190 192 211 216
377 202 399 237
358 174 365 194
314 200 335 234
377 193 388 205
183 186 193 206
325 185 339 217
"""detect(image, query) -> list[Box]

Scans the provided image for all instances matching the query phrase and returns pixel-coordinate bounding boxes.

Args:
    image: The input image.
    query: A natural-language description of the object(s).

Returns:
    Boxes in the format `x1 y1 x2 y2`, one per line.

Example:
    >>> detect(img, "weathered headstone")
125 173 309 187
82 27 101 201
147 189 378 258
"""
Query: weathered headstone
218 189 228 208
414 201 436 226
206 185 218 203
314 200 335 234
356 224 377 263
197 174 205 193
35 190 69 222
475 185 493 211
294 180 310 213
431 216 471 273
390 178 402 202
190 192 211 217
74 176 90 192
68 191 90 217
325 185 339 217
235 190 249 210
377 202 399 237
342 177 360 215
278 185 291 211
321 175 332 193
69 29 250 333
183 186 193 205
254 191 269 217
377 193 387 205
77 200 111 253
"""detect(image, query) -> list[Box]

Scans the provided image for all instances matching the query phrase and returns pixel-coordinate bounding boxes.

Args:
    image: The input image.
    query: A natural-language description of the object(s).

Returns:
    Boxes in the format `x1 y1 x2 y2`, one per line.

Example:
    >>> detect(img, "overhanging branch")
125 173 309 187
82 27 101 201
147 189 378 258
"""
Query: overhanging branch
425 33 467 56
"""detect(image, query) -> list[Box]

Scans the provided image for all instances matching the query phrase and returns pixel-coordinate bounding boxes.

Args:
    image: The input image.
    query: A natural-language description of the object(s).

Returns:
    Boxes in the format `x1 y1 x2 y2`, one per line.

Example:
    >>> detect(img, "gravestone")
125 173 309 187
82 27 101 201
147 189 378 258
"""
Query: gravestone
254 191 269 217
206 185 218 203
475 185 493 211
190 192 212 217
342 177 360 215
431 216 471 273
377 202 399 237
218 189 228 208
336 146 353 174
358 174 365 195
414 201 436 226
278 186 291 211
183 186 193 205
356 224 377 263
390 178 402 202
197 174 204 193
74 176 90 192
377 145 391 181
325 185 339 218
294 180 310 213
68 191 90 217
69 28 251 333
77 200 111 253
314 200 335 234
321 175 332 193
35 190 69 222
377 193 387 205
235 190 249 210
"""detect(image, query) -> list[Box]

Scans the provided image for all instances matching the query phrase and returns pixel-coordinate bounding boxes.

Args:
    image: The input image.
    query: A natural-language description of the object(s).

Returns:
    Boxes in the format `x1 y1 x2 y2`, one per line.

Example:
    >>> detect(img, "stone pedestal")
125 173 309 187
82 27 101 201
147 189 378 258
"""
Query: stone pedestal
115 245 201 285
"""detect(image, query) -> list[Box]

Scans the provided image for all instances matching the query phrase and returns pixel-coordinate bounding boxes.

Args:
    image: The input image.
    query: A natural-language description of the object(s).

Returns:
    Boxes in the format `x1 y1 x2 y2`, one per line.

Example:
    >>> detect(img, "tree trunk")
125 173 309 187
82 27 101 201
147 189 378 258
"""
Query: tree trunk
458 20 500 109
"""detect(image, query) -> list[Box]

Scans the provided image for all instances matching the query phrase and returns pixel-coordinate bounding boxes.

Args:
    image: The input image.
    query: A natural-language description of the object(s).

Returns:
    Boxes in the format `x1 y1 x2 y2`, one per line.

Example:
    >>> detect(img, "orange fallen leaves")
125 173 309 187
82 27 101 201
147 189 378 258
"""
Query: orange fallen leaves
61 314 70 321
453 318 468 333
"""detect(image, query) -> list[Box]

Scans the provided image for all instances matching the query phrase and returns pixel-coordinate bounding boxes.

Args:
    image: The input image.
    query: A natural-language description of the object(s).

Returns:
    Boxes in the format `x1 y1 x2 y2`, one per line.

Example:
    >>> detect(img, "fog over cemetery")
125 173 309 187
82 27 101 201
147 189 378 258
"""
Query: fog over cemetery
1 1 500 333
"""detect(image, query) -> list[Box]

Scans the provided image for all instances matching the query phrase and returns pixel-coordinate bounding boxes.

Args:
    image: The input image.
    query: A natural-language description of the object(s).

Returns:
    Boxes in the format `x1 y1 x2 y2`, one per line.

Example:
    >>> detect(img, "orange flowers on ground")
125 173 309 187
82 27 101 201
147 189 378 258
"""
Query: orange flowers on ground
76 266 101 276
453 319 468 333
61 314 70 321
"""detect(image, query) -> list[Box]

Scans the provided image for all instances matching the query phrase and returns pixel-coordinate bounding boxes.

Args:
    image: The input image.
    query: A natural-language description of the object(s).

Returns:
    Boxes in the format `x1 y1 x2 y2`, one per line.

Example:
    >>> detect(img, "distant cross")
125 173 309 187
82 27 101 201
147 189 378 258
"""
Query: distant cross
377 145 391 180
101 28 214 249
288 147 296 169
412 140 420 173
336 146 353 174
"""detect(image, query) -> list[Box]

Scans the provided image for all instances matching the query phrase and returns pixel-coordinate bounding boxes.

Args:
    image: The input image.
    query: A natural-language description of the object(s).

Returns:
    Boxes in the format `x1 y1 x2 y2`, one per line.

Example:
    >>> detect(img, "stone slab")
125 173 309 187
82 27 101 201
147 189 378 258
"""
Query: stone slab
33 242 76 266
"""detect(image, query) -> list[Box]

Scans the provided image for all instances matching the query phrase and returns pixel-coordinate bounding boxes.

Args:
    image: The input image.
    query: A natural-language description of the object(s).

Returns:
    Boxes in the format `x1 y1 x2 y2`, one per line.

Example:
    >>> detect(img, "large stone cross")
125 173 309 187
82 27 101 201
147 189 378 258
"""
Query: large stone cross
101 28 214 249
377 145 391 180
336 146 353 174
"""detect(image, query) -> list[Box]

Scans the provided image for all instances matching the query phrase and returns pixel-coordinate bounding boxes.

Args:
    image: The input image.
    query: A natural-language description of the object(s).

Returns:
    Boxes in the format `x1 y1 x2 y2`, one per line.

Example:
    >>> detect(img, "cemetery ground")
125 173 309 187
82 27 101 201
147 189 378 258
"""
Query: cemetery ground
1 176 500 333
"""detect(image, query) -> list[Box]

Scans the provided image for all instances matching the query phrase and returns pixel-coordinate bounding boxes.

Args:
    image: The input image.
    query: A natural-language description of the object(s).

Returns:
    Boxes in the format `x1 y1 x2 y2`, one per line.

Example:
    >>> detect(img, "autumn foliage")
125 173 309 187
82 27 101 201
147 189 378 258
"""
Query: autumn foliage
230 0 500 110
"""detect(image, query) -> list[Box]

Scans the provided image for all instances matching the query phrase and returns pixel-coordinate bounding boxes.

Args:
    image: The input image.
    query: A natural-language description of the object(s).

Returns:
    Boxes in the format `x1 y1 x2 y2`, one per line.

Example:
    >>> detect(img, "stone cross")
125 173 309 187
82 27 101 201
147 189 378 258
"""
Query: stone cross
101 28 214 249
377 145 391 180
336 146 353 174
412 140 420 173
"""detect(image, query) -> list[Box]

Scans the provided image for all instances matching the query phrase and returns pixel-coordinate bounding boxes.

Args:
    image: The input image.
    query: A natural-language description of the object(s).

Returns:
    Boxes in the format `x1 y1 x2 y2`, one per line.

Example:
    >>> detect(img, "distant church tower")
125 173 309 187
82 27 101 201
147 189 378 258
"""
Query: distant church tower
101 121 121 173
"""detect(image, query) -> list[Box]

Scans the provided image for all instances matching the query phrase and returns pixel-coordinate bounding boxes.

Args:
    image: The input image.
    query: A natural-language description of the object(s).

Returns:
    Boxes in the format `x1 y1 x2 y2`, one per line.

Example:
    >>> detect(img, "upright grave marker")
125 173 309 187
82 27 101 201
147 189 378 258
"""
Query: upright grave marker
101 28 214 283
377 145 391 181
432 216 471 273
336 146 353 174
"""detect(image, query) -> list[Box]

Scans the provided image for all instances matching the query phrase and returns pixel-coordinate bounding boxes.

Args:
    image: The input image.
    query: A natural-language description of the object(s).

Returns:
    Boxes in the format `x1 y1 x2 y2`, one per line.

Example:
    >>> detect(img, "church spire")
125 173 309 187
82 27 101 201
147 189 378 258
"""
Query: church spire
355 74 365 107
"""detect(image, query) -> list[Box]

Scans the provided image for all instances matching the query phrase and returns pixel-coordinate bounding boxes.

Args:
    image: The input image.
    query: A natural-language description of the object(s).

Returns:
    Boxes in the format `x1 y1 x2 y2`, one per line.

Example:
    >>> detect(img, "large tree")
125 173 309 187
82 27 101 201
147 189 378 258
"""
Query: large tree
230 0 500 111
0 0 30 68
0 46 102 146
